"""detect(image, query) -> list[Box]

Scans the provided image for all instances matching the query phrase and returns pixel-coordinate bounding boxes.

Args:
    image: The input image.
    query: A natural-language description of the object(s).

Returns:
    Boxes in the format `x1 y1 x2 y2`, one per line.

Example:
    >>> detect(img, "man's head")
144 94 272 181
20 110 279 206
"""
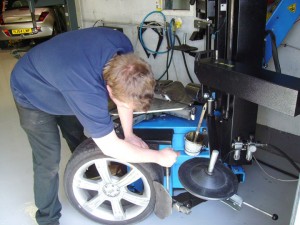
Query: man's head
103 54 156 112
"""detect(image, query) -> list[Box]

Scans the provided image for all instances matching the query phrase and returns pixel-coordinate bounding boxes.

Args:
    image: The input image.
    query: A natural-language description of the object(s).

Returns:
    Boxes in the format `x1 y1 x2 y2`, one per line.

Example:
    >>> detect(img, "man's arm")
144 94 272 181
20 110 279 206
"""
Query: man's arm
103 85 178 167
92 131 178 167
117 104 148 148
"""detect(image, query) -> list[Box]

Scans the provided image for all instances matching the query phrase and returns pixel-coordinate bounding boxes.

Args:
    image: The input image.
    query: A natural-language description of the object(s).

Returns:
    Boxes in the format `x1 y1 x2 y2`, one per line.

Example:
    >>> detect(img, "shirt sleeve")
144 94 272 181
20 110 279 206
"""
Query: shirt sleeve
62 90 114 138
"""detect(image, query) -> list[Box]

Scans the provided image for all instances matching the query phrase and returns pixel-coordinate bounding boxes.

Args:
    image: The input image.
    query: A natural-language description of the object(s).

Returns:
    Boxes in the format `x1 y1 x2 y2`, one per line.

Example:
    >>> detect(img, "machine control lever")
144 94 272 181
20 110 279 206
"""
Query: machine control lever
222 194 279 220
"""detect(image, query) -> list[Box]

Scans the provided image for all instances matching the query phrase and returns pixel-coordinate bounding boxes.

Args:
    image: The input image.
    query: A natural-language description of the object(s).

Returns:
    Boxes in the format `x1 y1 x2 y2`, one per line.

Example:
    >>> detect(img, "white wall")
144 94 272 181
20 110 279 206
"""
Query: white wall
75 0 300 136
75 0 203 85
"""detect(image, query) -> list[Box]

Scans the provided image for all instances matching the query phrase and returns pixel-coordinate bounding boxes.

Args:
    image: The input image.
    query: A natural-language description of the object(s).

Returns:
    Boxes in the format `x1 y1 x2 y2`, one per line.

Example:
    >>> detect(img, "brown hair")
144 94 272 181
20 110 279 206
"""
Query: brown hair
103 54 156 112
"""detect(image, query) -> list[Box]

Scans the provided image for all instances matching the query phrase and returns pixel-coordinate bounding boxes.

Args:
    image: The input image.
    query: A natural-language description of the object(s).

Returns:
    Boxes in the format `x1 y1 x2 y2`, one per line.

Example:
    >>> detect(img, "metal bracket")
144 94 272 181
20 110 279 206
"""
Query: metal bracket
221 194 279 220
221 194 243 211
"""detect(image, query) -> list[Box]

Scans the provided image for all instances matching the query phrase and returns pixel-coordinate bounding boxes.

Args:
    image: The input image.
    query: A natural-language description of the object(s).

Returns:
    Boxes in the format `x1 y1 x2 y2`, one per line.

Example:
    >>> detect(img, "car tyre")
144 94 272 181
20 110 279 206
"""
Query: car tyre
64 138 163 225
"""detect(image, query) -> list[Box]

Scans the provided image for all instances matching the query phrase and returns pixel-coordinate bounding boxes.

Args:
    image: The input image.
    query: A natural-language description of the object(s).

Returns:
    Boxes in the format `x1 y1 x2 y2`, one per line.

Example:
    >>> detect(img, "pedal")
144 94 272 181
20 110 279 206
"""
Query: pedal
221 194 243 211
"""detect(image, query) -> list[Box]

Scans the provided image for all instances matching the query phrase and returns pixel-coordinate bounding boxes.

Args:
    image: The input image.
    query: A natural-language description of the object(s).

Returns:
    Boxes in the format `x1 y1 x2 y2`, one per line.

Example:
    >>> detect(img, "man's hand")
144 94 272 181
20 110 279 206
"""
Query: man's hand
124 133 149 149
158 148 180 167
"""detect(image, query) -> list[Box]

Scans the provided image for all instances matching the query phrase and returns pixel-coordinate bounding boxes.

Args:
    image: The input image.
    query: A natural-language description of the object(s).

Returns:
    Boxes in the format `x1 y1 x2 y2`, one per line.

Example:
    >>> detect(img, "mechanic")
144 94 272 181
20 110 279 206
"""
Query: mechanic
10 27 179 225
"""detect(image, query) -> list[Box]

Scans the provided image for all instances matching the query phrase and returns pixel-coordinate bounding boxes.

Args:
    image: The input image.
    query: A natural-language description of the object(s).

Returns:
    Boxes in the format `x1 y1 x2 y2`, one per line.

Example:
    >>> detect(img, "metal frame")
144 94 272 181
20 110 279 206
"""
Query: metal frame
28 0 78 31
194 0 300 165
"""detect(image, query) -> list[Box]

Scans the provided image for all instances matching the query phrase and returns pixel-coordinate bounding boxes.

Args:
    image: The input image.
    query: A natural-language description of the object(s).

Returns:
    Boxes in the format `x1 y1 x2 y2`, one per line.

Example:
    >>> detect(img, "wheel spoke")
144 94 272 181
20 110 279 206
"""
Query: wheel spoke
74 177 99 191
95 159 112 183
83 194 106 212
111 198 126 220
116 168 142 187
122 191 150 207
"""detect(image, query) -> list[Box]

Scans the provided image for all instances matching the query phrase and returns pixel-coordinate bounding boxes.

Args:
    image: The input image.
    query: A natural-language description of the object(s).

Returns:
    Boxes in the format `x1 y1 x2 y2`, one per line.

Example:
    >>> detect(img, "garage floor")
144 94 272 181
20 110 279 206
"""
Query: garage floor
0 49 298 225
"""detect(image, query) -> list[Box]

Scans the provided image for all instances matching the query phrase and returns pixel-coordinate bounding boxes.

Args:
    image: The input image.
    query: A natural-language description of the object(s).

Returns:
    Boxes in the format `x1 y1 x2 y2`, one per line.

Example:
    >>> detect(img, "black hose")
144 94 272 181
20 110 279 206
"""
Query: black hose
157 19 175 81
266 144 300 173
165 29 171 80
265 30 281 73
255 158 299 179
166 49 169 80
174 35 194 83
157 37 175 81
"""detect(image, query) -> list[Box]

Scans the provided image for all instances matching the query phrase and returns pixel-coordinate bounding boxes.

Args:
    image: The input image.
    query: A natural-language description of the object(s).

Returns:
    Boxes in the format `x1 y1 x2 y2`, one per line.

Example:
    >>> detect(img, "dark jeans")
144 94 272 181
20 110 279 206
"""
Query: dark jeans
15 102 86 225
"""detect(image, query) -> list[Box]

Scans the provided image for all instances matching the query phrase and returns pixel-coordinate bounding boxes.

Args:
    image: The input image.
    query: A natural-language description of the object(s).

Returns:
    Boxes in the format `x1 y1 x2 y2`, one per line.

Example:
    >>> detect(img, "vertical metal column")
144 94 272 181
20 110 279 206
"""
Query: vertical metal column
199 0 268 165
214 0 228 60
64 0 78 30
226 0 235 63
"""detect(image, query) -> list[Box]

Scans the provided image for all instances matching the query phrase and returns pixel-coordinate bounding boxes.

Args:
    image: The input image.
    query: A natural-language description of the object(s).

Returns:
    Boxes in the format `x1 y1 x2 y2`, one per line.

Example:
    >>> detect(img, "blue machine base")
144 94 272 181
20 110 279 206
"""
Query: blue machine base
133 105 245 196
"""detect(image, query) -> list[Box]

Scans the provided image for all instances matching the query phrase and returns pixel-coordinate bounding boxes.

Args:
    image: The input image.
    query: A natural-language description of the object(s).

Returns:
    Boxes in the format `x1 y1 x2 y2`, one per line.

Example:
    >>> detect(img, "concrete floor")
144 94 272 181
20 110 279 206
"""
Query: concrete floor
0 49 299 225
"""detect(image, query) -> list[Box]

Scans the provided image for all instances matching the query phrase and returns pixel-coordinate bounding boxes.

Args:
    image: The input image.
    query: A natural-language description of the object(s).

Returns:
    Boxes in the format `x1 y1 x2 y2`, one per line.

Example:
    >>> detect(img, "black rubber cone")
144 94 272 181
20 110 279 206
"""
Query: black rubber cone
178 158 238 200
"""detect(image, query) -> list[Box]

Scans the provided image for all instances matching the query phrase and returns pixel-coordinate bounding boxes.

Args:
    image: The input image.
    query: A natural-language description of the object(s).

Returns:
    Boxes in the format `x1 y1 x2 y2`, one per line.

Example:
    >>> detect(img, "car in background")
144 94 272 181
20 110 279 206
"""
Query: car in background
0 0 67 45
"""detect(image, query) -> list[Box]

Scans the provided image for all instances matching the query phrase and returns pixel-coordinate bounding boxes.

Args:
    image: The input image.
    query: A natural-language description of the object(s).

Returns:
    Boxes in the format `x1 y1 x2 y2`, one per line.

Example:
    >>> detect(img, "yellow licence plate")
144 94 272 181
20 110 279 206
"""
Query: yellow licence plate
11 28 32 35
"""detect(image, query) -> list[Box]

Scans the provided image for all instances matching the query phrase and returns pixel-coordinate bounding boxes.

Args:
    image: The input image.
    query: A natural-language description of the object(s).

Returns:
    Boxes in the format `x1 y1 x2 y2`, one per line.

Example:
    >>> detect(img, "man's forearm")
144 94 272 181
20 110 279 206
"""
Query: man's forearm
93 131 160 164
117 105 134 138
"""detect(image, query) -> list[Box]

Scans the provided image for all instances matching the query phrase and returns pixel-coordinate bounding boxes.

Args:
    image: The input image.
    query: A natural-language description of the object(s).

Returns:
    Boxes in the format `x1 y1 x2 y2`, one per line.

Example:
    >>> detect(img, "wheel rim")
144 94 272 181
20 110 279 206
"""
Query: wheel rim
72 158 152 221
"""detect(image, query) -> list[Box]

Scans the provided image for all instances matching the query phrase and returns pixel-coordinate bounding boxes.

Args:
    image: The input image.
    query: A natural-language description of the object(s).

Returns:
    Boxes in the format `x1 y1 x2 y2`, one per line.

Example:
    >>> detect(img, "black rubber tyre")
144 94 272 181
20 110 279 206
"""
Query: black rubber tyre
64 138 163 225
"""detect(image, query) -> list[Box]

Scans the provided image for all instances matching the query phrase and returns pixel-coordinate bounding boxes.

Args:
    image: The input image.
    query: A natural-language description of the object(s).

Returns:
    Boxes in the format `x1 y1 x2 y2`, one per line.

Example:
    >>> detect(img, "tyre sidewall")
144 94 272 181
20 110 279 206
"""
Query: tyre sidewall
64 138 160 225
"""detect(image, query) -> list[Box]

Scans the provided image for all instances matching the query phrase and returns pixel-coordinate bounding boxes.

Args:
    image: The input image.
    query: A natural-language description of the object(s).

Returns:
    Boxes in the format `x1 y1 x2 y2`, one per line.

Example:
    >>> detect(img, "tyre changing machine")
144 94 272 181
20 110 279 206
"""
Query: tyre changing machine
129 105 279 220
131 105 245 207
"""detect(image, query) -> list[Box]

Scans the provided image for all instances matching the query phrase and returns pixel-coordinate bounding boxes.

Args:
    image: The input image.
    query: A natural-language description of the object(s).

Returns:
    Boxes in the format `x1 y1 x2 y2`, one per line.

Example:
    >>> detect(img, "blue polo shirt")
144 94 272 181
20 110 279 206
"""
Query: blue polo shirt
10 27 133 138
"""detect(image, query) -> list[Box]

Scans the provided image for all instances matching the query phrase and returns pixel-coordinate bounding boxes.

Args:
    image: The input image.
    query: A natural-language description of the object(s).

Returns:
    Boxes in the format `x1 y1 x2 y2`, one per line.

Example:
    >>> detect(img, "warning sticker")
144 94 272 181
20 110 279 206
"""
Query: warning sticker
288 3 296 13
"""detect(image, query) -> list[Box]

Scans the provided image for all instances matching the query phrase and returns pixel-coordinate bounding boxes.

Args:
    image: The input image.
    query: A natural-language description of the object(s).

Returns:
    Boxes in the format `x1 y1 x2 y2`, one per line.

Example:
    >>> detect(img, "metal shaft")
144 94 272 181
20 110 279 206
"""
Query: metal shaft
193 103 207 142
207 98 214 116
166 167 170 193
243 201 278 220
226 0 235 62
27 0 38 33
208 150 219 174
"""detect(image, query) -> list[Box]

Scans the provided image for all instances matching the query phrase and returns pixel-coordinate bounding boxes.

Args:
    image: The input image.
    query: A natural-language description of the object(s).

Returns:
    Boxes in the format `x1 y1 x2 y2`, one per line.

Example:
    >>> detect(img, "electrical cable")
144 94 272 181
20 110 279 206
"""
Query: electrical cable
174 35 194 83
253 156 298 182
